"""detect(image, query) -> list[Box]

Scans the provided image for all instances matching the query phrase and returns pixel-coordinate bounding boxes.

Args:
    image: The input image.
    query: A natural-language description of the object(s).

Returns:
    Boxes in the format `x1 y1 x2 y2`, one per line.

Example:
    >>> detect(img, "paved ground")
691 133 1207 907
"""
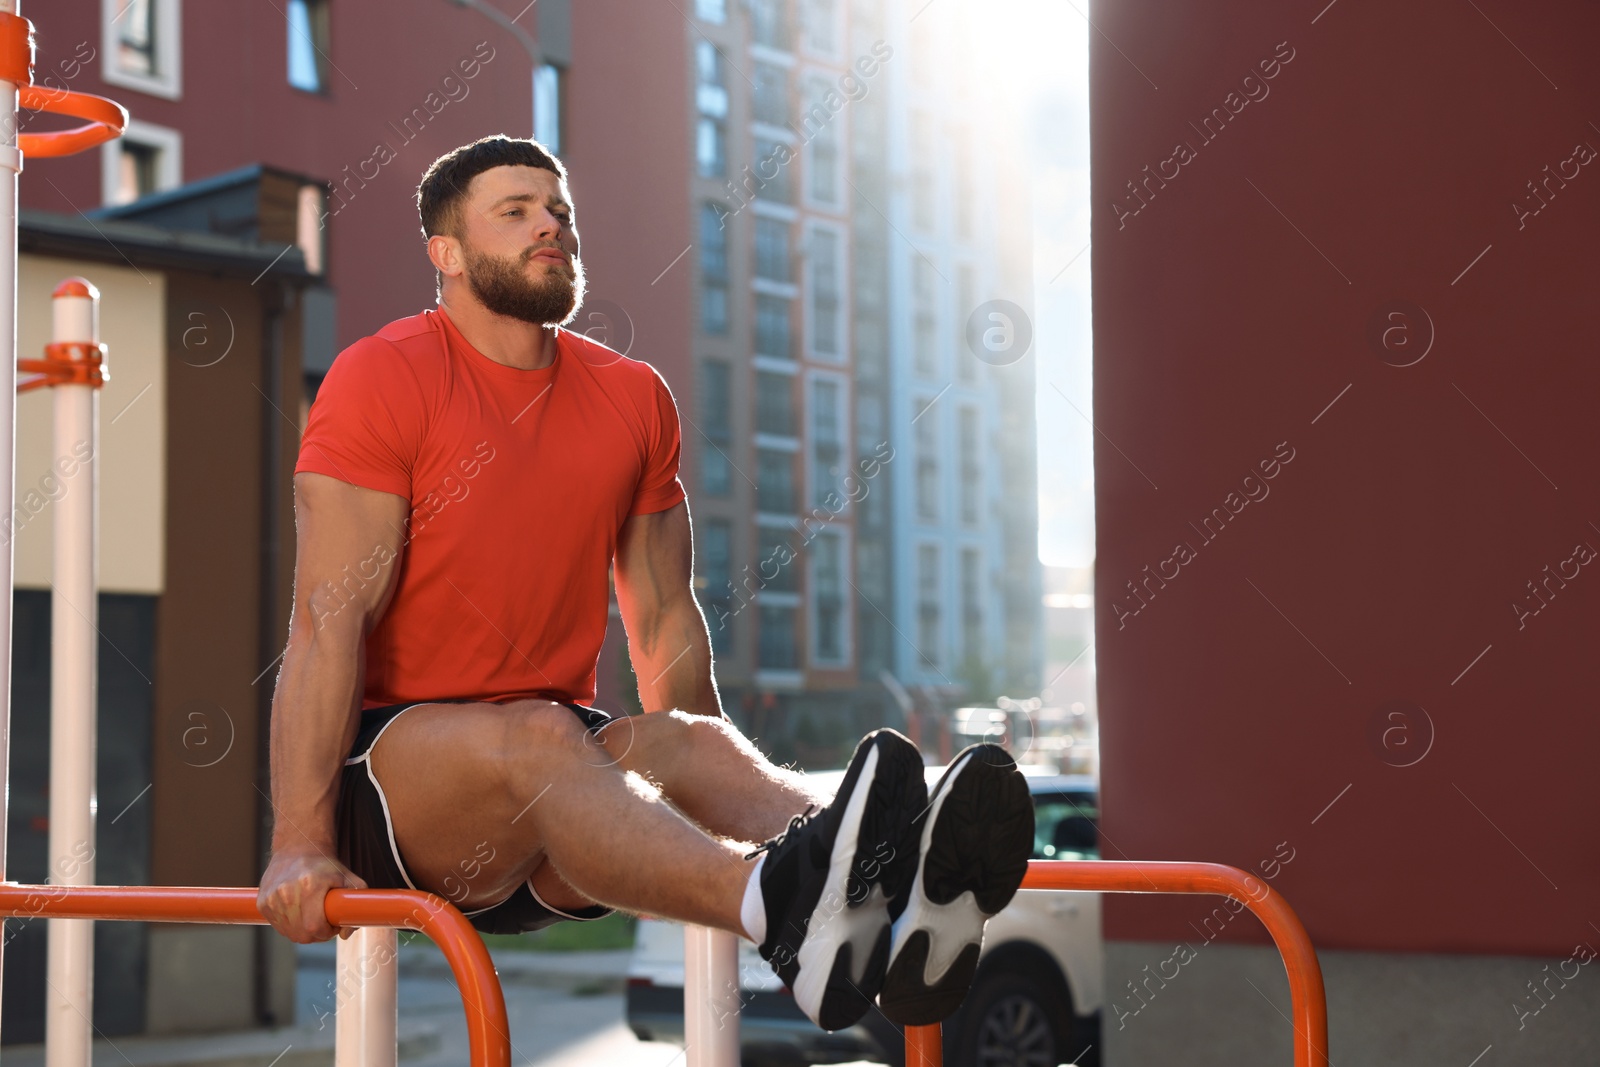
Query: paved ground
297 940 691 1067
4 942 871 1067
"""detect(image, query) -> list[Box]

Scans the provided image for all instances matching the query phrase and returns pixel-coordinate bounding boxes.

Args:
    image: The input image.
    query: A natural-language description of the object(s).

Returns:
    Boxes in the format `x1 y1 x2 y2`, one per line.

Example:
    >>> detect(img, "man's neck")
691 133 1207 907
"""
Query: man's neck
439 295 560 371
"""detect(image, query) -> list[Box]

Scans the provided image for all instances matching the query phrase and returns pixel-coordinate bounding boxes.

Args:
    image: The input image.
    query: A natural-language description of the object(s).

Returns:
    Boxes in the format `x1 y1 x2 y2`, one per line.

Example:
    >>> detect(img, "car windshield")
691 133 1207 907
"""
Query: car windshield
1033 791 1098 860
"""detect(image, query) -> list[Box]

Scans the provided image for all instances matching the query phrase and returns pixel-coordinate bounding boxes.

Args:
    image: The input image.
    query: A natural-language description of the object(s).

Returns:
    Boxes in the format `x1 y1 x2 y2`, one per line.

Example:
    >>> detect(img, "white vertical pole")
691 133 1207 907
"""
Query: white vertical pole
684 925 740 1067
45 278 99 1067
335 927 398 1067
0 0 22 1037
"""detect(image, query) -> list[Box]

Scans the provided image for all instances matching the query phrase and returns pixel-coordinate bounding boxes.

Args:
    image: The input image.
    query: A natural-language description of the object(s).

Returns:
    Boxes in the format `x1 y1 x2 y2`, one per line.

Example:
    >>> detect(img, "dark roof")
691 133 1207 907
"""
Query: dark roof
19 206 312 281
87 162 322 222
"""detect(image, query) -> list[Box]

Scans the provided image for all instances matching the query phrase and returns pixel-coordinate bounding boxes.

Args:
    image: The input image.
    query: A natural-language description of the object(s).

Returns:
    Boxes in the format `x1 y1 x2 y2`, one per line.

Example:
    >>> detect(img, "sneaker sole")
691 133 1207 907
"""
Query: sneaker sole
790 731 926 1032
877 745 1033 1026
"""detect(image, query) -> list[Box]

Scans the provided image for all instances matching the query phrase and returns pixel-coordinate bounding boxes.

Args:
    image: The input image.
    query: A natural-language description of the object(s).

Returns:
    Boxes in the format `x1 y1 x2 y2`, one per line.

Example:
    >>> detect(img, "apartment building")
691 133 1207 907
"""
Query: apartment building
680 0 1041 761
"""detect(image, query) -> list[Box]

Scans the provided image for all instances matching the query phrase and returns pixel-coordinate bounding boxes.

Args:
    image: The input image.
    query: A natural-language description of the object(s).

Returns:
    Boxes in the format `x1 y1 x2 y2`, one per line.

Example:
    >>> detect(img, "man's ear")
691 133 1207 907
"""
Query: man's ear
427 232 463 279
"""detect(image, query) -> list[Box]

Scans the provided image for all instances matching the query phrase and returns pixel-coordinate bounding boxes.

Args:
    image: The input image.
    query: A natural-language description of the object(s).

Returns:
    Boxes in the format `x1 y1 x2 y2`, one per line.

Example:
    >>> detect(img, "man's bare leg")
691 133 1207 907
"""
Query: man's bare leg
372 700 757 929
593 709 831 840
525 708 833 911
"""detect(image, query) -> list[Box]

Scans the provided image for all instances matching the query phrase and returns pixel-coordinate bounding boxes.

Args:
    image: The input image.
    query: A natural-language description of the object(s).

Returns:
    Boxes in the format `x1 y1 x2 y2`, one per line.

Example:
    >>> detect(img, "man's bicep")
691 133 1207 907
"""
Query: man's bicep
291 472 410 637
614 500 696 613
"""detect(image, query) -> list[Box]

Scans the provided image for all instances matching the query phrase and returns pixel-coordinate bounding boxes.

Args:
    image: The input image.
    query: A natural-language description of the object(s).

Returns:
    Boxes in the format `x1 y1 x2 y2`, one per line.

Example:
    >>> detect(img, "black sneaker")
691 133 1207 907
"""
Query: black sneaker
748 728 927 1032
877 743 1034 1026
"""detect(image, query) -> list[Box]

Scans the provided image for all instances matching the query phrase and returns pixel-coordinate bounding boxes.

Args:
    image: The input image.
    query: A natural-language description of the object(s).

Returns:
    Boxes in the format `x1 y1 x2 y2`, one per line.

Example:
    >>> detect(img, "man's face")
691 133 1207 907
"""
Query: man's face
454 165 585 326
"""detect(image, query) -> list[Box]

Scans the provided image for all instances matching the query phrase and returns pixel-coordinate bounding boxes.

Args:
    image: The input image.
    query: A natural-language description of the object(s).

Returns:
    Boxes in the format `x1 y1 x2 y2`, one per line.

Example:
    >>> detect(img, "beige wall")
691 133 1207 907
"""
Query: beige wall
15 254 165 594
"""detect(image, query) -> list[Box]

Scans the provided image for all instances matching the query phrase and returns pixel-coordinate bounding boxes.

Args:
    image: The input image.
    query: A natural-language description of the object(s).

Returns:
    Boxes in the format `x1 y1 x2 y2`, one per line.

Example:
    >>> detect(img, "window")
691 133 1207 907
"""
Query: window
953 126 975 242
755 218 791 282
856 399 883 453
753 139 793 203
756 524 801 593
804 78 840 204
803 0 838 56
809 227 841 360
961 547 982 664
758 606 799 669
103 0 182 99
701 360 733 497
701 287 728 335
698 119 728 178
751 0 791 50
857 537 886 599
753 62 789 127
296 184 327 275
697 41 730 116
287 0 330 93
102 120 182 206
535 64 563 152
701 202 730 335
118 0 156 75
1034 794 1100 860
119 143 160 203
756 371 796 436
956 264 977 382
696 0 727 22
756 450 797 514
917 544 942 669
701 520 734 651
913 256 938 377
958 407 980 525
696 42 729 178
756 295 792 358
811 378 844 507
910 113 935 232
915 400 939 520
812 532 845 664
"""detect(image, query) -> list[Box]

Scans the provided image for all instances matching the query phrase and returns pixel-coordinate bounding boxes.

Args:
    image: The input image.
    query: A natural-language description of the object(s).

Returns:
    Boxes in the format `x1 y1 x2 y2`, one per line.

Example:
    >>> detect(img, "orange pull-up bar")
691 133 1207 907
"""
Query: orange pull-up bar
904 859 1330 1067
0 884 512 1067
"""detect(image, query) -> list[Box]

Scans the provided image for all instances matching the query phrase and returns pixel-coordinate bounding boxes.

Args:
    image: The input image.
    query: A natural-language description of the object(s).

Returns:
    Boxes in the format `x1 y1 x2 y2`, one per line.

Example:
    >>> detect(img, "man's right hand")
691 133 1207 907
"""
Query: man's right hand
258 846 368 943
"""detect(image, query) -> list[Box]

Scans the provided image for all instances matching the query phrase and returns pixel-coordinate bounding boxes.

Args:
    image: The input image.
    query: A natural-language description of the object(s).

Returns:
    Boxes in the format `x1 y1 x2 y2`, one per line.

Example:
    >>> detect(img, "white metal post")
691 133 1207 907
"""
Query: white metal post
335 926 399 1067
684 925 740 1067
45 278 100 1067
0 0 21 1035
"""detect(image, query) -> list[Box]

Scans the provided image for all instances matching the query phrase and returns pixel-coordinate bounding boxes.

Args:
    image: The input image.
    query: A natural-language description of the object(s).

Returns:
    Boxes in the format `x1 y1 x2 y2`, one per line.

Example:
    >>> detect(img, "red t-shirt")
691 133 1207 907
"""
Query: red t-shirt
295 307 685 709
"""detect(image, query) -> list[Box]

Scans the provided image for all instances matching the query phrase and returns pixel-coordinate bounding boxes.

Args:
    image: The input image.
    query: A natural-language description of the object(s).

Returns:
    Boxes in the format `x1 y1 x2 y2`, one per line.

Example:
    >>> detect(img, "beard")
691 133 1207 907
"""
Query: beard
462 239 587 326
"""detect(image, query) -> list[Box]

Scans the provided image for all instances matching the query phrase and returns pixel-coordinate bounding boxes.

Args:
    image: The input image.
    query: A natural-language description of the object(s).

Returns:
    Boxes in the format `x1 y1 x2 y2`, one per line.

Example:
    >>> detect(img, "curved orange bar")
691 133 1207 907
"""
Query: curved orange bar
904 860 1329 1067
18 85 128 158
0 884 510 1067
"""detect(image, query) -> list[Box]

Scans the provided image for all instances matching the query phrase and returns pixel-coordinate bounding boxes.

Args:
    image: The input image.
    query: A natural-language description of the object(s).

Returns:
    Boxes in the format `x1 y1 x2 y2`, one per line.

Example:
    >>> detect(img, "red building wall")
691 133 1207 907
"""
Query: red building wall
563 0 692 712
1093 0 1599 957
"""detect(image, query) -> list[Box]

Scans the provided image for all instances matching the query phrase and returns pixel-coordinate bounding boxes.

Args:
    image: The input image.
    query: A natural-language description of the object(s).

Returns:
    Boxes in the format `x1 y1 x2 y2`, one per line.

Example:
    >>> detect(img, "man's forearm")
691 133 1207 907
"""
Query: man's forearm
630 598 722 717
267 625 364 854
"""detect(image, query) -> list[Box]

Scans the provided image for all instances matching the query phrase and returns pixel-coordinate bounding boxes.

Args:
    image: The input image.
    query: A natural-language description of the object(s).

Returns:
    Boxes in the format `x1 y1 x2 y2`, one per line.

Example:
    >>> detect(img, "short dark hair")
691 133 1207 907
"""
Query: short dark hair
416 135 567 241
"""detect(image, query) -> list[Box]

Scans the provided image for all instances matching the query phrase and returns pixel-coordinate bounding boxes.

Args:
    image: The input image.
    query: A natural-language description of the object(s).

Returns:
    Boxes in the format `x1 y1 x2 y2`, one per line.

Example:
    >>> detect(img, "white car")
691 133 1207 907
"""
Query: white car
626 766 1103 1066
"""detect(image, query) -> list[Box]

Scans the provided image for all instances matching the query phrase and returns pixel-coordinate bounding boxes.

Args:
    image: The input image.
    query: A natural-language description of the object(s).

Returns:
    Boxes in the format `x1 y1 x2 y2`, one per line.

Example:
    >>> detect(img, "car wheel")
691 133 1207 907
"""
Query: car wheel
949 971 1071 1067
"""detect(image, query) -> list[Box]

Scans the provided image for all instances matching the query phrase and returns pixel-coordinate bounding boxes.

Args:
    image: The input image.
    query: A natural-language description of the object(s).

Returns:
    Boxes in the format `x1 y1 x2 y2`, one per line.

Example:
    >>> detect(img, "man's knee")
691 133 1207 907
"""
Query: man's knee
609 709 743 775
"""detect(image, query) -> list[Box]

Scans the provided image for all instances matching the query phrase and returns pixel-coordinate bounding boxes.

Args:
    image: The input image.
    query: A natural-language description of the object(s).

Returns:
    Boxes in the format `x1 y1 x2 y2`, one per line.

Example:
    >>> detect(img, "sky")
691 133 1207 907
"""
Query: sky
970 0 1094 568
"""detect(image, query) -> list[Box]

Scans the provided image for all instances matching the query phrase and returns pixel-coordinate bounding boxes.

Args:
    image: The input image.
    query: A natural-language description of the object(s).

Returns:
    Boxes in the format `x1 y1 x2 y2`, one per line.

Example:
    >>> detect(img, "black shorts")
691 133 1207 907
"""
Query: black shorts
335 699 620 935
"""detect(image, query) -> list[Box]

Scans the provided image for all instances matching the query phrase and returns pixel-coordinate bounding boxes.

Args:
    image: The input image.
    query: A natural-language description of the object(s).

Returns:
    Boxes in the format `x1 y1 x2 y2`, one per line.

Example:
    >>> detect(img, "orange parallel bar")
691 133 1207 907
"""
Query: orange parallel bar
904 860 1329 1067
0 883 510 1067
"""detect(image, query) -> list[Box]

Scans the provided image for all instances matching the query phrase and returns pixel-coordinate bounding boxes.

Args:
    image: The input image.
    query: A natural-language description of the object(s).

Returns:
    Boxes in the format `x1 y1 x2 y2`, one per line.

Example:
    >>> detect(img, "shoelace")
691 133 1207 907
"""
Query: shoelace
743 804 817 861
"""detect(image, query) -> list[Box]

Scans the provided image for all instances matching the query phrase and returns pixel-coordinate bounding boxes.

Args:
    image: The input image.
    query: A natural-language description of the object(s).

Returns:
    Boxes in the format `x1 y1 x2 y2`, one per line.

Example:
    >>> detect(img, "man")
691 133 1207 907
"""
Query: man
257 135 1034 1032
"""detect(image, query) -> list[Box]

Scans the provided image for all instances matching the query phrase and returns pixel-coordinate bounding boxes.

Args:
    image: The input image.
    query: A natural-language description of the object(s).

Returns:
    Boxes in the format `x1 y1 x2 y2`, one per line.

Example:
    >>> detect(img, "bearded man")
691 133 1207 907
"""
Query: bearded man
257 136 1034 1034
